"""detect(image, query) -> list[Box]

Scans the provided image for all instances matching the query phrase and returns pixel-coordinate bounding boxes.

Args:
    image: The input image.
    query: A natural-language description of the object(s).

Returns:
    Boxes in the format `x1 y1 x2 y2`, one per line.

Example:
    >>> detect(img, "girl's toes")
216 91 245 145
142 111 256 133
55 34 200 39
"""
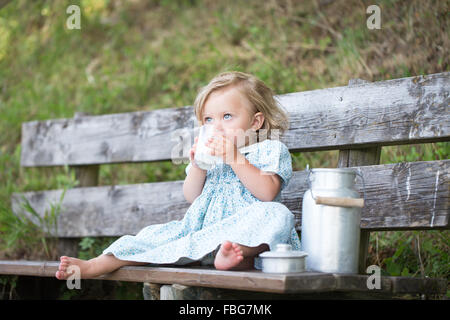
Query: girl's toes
222 241 233 252
232 244 243 255
55 270 65 280
62 257 71 264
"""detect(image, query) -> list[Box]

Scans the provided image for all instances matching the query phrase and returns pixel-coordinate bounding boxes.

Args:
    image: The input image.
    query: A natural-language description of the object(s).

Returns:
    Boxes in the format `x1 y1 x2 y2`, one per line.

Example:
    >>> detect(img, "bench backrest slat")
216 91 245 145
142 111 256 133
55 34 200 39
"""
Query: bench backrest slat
20 72 449 167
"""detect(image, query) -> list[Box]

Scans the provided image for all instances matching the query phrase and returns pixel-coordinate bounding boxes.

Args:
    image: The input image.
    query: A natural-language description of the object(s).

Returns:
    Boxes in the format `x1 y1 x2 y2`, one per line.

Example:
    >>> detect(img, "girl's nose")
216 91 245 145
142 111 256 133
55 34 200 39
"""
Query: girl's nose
213 123 223 133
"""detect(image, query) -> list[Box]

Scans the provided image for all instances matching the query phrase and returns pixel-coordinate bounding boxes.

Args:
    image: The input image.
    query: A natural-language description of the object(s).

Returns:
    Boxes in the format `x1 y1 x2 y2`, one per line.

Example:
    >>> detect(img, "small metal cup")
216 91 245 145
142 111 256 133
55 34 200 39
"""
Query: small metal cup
258 244 308 273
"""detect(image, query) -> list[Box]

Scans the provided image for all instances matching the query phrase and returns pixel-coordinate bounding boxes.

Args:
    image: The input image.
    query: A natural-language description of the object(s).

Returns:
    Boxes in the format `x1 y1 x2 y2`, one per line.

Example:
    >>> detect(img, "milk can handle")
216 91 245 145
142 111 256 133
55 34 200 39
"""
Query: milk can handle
305 164 366 208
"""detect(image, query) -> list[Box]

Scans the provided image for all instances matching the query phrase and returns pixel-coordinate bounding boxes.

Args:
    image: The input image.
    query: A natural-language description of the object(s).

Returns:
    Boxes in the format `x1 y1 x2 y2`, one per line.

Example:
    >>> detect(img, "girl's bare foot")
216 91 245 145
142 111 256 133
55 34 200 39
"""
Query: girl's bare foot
214 241 268 271
55 256 93 280
55 254 147 280
214 241 244 270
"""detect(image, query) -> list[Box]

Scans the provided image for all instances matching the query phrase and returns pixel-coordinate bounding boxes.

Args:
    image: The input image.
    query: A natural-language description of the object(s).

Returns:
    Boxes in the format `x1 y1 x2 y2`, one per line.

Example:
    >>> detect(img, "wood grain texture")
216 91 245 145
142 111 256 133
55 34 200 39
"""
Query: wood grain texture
11 160 449 237
11 180 189 237
0 261 445 295
20 72 449 167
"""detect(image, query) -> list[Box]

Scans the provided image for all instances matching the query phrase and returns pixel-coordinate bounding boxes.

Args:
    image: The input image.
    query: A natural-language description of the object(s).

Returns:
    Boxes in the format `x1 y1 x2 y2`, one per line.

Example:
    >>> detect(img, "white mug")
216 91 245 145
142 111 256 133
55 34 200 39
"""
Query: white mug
194 124 223 170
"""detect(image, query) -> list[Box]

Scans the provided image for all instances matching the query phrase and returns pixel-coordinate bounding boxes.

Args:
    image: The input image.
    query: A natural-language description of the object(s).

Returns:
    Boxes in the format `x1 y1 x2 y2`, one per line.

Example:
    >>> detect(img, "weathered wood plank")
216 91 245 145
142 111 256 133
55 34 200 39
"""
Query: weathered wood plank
20 72 449 167
0 260 296 293
0 261 446 295
11 180 189 237
10 160 449 237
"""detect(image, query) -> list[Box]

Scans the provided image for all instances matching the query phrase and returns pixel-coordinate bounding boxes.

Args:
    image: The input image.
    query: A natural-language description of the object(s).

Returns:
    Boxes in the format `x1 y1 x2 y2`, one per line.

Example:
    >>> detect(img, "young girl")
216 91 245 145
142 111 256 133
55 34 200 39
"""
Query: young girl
55 71 301 280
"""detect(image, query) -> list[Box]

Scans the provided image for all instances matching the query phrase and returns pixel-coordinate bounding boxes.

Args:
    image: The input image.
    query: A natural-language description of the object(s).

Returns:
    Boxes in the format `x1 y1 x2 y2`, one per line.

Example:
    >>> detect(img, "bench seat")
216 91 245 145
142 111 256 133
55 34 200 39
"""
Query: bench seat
0 260 446 296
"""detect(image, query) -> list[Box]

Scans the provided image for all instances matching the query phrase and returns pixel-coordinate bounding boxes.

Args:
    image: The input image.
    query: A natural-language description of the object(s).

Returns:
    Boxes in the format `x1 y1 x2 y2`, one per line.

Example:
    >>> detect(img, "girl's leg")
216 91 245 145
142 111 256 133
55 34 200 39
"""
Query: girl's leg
55 254 147 280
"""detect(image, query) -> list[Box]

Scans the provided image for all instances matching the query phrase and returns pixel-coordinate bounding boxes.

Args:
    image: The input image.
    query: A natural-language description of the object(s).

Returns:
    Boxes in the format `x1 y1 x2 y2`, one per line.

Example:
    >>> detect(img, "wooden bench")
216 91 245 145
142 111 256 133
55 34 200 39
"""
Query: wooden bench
1 72 448 299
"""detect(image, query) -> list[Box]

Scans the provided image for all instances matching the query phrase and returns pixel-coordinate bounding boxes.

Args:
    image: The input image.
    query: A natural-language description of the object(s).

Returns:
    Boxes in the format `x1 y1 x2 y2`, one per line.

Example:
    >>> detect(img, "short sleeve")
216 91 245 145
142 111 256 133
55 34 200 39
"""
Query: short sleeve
185 162 192 175
254 139 293 191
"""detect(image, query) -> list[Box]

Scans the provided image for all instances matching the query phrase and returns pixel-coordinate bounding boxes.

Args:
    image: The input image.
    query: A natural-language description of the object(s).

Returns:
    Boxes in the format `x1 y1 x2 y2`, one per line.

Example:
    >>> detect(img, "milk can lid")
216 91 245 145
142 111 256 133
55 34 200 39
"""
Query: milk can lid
259 244 308 258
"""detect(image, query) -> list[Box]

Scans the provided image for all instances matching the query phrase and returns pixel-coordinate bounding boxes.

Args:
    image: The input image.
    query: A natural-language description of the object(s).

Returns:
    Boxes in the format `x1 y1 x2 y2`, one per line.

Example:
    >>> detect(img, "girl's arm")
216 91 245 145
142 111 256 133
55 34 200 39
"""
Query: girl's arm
183 136 207 203
183 165 207 203
230 152 281 202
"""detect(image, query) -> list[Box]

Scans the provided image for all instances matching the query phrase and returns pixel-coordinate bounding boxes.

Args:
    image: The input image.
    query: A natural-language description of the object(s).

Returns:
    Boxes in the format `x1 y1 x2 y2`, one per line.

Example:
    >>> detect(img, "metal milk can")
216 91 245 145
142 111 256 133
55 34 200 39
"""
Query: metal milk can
301 165 365 274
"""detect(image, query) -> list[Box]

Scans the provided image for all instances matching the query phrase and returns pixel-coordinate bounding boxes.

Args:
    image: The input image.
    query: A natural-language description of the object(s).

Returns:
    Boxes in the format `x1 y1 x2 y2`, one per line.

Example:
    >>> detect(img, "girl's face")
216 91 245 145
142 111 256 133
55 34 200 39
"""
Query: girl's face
201 86 264 148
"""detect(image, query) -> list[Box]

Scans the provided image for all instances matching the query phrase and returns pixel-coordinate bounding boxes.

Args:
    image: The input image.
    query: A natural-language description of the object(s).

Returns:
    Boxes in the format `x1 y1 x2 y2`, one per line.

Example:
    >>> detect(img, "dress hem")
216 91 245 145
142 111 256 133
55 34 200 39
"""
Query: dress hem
102 237 284 266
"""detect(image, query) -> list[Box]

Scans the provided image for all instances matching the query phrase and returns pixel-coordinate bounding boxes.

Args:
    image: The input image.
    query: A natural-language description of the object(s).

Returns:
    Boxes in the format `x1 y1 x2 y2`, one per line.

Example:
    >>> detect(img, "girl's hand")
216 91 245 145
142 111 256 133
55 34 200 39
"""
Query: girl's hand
189 137 203 170
206 133 239 165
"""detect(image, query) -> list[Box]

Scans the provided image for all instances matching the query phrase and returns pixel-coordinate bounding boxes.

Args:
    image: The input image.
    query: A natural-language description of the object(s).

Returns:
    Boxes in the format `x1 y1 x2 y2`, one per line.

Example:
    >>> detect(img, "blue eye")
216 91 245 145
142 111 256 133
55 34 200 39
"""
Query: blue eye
204 117 212 123
224 114 232 120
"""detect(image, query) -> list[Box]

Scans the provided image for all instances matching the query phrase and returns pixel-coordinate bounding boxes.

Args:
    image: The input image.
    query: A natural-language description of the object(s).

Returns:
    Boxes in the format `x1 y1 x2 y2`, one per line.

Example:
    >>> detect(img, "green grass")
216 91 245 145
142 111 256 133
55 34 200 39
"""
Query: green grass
0 0 448 299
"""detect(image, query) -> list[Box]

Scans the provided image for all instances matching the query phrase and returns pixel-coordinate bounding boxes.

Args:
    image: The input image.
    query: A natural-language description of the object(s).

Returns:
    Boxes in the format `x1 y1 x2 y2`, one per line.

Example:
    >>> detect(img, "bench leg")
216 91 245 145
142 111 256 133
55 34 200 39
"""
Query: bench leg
358 230 371 274
154 284 242 300
142 282 162 300
159 284 199 300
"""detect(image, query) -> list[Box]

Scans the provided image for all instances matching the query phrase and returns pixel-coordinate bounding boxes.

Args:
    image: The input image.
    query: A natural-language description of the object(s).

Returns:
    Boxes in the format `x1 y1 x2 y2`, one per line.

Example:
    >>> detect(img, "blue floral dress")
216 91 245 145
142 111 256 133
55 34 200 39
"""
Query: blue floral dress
103 138 301 266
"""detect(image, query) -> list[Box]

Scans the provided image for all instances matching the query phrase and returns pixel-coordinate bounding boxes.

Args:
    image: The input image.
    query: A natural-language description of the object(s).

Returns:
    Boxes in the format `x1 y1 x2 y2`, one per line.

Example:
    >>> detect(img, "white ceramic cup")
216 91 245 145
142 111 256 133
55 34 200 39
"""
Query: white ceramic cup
194 124 223 170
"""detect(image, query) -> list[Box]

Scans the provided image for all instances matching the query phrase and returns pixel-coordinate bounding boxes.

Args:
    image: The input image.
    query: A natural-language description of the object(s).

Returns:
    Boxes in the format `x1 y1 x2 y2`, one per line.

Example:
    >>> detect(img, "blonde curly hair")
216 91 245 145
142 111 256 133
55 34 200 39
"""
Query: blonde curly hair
193 71 289 140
